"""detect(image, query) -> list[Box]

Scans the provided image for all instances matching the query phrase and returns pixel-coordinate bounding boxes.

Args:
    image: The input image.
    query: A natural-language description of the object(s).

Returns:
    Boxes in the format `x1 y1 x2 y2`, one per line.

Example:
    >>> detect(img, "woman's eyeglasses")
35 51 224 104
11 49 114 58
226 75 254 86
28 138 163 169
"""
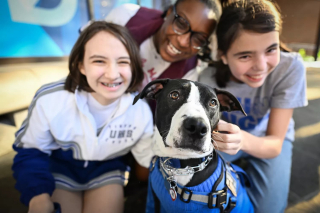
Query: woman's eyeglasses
171 5 209 50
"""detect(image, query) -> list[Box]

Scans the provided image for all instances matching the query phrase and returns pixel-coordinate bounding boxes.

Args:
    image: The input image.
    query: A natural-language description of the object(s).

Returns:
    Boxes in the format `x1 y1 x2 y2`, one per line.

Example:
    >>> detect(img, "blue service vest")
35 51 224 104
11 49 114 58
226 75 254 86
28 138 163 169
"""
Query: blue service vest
145 156 254 213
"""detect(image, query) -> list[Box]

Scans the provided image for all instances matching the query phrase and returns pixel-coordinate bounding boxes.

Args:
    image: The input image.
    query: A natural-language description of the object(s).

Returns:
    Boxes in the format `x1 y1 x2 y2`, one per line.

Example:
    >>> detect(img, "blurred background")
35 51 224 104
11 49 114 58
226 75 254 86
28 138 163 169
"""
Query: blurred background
0 0 319 212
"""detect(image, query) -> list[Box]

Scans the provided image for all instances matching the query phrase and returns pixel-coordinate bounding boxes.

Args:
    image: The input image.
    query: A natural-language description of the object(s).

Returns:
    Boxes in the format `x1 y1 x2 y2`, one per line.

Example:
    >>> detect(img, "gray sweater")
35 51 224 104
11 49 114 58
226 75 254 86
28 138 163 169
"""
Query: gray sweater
199 51 308 142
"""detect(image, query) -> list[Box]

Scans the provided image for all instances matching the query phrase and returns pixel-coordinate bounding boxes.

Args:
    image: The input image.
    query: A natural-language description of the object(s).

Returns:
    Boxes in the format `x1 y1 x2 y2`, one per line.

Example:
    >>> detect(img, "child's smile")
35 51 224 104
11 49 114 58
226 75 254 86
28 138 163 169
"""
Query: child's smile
80 31 132 105
222 30 280 88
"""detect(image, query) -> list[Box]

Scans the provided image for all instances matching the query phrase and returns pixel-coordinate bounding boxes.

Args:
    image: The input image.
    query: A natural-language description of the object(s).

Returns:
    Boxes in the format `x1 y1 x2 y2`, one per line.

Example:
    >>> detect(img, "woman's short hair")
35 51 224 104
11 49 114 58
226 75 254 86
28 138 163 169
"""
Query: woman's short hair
161 0 222 63
65 21 144 93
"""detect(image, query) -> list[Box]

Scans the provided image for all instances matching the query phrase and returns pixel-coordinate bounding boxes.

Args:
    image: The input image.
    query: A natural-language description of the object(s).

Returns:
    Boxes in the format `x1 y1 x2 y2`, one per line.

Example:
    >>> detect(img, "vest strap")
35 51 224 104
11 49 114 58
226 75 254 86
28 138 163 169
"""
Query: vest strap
158 156 237 211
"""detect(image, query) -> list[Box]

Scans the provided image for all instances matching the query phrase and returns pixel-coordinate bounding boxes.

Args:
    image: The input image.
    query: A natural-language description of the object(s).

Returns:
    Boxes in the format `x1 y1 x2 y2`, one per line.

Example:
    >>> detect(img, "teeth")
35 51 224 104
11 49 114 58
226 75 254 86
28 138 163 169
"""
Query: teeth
248 74 263 79
168 42 181 54
102 82 121 87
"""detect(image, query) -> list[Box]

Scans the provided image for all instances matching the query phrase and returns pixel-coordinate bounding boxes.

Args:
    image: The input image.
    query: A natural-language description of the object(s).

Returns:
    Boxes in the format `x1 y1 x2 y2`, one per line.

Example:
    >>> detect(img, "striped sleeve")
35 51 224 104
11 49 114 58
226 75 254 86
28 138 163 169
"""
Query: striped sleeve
14 79 65 151
12 79 65 206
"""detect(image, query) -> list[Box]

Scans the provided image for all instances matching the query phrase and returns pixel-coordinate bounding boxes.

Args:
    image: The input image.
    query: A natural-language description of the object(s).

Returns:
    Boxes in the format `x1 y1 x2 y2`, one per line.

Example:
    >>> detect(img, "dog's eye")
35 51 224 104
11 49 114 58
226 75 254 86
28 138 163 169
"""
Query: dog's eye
170 91 179 100
209 99 217 107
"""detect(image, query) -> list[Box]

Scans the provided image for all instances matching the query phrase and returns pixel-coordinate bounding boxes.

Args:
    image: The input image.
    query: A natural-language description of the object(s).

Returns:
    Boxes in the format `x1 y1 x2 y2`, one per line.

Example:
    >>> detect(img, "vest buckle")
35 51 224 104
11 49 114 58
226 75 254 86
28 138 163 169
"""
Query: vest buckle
208 189 227 209
224 197 237 213
180 187 193 203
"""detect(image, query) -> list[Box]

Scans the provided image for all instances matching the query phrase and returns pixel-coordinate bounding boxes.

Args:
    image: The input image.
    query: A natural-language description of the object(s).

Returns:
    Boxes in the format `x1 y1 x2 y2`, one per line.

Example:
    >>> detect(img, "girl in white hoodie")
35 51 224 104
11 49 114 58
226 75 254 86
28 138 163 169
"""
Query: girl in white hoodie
13 21 154 213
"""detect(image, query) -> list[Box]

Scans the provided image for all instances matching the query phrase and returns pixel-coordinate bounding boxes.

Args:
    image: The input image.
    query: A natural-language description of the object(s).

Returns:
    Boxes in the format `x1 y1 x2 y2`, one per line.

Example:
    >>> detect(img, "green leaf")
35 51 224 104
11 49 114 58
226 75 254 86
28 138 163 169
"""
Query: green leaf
299 48 306 57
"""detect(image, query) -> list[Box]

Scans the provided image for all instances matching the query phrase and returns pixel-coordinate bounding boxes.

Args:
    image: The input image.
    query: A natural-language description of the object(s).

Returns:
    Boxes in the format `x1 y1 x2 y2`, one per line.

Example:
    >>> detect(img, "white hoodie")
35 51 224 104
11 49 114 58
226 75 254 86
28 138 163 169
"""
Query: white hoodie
14 79 154 168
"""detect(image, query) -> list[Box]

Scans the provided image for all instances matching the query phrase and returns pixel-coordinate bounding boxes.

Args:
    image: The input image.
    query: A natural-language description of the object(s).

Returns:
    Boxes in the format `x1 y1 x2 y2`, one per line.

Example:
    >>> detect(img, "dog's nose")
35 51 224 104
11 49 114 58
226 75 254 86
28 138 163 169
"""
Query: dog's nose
183 117 208 139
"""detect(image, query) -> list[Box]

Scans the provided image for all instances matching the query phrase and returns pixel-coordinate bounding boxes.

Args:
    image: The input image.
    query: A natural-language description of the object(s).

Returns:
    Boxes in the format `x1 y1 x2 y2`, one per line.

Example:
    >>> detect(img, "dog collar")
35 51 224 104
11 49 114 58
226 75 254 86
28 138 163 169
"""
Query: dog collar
156 155 237 211
160 152 214 176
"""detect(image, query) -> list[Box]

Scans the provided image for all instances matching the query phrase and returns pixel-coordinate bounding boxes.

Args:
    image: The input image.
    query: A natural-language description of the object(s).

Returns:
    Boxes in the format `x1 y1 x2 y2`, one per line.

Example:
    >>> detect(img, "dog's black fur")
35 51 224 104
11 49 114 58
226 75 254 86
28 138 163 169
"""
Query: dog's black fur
133 79 246 187
133 79 255 213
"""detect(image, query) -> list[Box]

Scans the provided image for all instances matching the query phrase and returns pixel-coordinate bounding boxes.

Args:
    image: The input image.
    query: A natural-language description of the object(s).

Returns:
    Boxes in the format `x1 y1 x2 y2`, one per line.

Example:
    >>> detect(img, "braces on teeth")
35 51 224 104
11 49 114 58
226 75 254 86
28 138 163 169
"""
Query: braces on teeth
102 83 121 87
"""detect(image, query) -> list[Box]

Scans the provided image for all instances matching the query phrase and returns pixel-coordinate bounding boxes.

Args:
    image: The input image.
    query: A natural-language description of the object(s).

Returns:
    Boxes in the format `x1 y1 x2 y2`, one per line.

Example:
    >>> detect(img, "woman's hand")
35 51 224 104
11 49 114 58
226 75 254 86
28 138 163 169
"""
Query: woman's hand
28 193 54 213
212 120 243 155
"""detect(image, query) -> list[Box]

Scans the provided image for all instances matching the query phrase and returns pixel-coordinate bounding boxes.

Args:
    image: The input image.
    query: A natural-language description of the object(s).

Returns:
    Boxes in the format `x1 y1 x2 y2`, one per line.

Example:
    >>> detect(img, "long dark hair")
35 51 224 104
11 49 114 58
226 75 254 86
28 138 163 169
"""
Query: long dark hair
214 0 290 87
65 21 144 93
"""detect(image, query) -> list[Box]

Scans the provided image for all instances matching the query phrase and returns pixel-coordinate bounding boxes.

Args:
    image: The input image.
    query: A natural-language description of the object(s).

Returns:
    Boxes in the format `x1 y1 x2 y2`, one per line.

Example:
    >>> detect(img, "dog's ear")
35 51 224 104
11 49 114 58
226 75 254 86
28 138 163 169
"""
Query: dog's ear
133 79 170 105
214 88 247 116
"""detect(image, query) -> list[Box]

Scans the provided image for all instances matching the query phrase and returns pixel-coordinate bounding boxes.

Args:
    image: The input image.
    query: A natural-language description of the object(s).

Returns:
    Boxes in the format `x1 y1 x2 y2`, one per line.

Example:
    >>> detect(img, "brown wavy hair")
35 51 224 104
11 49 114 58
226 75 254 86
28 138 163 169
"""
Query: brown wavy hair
213 0 290 87
65 21 144 93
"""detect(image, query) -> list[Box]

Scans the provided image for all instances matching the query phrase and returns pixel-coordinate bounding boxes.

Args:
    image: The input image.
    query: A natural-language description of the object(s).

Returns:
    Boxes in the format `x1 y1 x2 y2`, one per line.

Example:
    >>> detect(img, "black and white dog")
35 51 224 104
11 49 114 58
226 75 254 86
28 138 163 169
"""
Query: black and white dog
133 79 254 213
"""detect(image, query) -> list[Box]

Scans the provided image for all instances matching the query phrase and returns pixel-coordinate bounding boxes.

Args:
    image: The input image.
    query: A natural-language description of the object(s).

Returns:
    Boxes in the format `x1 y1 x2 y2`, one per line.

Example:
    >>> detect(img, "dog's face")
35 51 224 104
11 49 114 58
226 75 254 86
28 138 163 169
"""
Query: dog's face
133 79 246 159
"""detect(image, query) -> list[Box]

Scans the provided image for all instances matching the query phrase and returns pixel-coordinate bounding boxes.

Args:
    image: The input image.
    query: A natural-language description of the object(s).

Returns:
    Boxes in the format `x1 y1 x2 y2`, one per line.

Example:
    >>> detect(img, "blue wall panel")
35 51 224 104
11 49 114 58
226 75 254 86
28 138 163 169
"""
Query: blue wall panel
1 0 89 58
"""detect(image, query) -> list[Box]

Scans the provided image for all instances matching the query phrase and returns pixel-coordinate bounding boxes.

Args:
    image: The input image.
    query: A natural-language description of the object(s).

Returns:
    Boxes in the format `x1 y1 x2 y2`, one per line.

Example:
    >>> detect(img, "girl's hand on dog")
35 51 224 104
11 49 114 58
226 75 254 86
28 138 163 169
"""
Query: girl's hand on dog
212 120 243 155
28 193 54 213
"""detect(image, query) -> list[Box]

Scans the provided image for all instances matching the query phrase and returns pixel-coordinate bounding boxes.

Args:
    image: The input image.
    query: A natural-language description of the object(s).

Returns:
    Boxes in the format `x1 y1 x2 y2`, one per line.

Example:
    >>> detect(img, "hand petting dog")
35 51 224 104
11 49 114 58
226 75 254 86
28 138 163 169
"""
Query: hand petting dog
212 120 244 155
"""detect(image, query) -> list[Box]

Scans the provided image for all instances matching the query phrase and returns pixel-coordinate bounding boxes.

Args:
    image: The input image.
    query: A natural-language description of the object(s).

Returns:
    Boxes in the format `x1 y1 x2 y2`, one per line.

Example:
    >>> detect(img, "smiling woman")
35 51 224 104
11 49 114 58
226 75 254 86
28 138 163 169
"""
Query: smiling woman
153 1 217 63
104 0 221 83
